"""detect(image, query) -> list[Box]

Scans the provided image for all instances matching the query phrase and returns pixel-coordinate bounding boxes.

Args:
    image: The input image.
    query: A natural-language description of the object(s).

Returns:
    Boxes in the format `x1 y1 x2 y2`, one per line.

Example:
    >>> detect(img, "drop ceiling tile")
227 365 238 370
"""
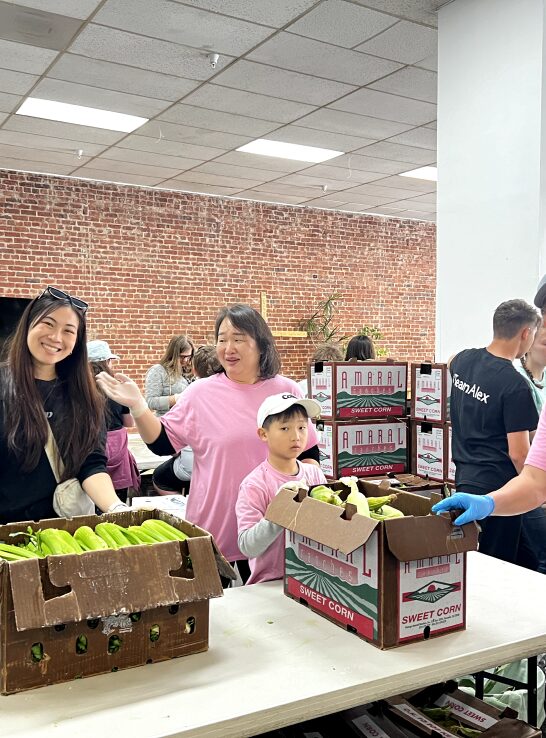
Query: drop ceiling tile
386 126 436 149
213 151 312 173
248 33 402 86
303 196 350 207
0 158 74 175
72 168 165 186
173 0 318 28
97 147 203 171
171 171 264 189
0 112 7 125
137 120 251 149
357 141 436 165
0 3 83 50
69 25 235 79
76 157 182 178
398 210 435 221
425 120 437 130
0 142 92 165
11 1 103 19
374 174 436 192
117 135 225 161
404 191 437 204
364 205 407 215
387 199 436 212
351 0 438 26
0 91 19 112
211 60 356 106
0 68 38 95
340 198 394 209
159 104 280 136
286 0 397 48
272 172 357 191
0 39 59 74
3 115 125 144
190 161 282 183
0 129 108 155
94 0 274 56
295 108 412 138
252 181 322 198
47 54 200 102
416 53 437 71
330 153 412 175
238 190 309 204
159 179 242 196
263 124 374 152
182 85 315 124
355 20 437 64
341 184 426 202
32 78 171 117
331 88 436 125
370 67 437 104
299 163 382 184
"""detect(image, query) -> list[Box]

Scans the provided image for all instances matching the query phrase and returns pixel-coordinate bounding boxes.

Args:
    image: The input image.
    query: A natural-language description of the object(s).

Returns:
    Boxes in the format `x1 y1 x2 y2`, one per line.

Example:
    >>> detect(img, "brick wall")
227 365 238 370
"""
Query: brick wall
0 170 436 384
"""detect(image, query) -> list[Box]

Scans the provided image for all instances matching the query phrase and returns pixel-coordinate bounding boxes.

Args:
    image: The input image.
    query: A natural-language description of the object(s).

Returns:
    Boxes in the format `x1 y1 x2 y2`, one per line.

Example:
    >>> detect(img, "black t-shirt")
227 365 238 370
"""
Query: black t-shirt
450 348 539 491
0 371 107 524
107 398 130 431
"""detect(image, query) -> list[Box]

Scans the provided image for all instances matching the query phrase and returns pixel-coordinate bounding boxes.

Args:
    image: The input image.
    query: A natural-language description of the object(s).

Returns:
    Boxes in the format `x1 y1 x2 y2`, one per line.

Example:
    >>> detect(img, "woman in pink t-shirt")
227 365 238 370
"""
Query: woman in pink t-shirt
97 304 320 584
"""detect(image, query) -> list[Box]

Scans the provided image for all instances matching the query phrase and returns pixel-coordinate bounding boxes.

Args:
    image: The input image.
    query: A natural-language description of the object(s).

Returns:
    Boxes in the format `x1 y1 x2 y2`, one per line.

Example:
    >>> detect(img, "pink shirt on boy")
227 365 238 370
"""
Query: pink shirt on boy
161 372 319 562
526 404 546 471
237 459 327 585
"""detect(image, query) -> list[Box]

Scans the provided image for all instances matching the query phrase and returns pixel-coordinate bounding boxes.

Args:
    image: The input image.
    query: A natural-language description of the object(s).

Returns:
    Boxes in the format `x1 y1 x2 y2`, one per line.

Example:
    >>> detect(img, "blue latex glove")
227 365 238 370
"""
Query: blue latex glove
431 492 495 526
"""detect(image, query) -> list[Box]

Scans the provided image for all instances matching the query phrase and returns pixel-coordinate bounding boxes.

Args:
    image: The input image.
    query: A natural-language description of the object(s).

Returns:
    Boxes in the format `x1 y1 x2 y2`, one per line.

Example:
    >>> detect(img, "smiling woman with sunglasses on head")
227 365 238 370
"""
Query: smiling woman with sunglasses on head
0 287 128 523
144 335 195 416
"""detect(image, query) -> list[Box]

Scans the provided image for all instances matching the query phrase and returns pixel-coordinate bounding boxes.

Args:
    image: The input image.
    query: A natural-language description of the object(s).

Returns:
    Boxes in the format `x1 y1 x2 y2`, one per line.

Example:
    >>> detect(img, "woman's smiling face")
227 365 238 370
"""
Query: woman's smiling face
27 305 80 379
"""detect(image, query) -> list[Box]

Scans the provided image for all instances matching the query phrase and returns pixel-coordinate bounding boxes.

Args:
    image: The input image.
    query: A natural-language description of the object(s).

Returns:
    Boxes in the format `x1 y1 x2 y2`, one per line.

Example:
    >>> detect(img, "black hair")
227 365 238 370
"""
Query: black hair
345 335 376 360
492 299 540 339
262 403 308 429
214 303 281 379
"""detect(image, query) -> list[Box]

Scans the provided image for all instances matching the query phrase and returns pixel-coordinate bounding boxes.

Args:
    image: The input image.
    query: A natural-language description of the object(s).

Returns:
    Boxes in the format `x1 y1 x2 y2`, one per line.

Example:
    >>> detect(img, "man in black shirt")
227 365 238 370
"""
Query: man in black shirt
450 299 540 563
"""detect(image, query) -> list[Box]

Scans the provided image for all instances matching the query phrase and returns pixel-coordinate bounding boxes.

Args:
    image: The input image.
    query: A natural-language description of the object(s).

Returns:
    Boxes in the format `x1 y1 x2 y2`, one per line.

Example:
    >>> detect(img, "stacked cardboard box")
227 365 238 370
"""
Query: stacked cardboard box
0 509 233 694
410 363 455 485
309 360 409 478
266 482 478 649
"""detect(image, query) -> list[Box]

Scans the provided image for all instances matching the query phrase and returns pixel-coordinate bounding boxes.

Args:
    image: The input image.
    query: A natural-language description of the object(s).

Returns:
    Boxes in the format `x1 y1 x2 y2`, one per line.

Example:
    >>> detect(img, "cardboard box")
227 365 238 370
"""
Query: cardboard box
411 421 455 484
316 419 408 478
383 691 541 737
411 364 451 423
265 484 479 649
309 361 408 420
341 704 420 737
362 474 446 498
0 509 234 694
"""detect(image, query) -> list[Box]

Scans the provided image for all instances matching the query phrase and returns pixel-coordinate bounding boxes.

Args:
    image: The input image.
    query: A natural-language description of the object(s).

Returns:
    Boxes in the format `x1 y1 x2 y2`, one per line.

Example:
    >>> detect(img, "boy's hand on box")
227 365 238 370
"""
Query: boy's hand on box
431 492 495 525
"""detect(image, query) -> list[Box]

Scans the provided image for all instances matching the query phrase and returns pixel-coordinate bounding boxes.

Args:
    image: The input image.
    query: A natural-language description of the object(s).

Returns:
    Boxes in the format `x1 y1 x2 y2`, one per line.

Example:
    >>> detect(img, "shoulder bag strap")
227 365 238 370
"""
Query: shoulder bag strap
44 420 65 484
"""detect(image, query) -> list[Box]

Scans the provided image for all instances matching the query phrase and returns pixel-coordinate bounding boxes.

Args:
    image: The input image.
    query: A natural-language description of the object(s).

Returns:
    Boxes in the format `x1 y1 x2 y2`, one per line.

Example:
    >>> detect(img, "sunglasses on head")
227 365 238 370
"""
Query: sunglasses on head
40 286 89 313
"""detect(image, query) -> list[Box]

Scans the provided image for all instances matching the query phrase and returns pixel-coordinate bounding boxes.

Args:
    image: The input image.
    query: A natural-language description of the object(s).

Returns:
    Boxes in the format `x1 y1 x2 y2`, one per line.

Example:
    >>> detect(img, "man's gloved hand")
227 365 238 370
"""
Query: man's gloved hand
431 492 495 526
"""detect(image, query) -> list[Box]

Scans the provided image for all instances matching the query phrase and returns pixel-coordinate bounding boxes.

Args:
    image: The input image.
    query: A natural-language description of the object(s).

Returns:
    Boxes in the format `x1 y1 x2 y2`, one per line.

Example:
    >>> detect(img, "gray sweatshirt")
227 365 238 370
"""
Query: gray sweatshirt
144 364 191 416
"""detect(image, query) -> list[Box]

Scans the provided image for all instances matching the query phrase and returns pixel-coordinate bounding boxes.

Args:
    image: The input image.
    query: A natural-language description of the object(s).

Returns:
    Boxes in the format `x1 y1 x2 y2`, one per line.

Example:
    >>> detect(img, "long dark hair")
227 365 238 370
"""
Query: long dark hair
1 292 105 478
159 335 194 378
214 304 281 379
345 335 376 361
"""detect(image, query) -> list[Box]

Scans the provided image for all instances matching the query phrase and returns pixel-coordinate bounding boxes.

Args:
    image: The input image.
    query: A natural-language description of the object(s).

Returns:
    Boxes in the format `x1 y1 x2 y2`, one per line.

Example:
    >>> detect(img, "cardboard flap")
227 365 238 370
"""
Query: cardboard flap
10 538 223 631
384 514 479 561
265 487 378 555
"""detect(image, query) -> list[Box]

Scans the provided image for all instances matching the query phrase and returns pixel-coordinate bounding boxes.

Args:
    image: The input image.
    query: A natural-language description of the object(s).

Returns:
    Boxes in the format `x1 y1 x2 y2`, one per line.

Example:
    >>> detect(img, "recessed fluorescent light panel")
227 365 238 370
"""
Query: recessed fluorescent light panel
399 165 438 181
16 98 148 133
237 138 343 163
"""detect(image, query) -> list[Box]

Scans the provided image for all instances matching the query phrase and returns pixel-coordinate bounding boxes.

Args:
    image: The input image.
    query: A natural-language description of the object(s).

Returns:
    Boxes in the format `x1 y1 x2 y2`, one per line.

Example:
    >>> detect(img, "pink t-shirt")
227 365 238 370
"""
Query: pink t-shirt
237 459 327 585
161 372 319 561
526 404 546 471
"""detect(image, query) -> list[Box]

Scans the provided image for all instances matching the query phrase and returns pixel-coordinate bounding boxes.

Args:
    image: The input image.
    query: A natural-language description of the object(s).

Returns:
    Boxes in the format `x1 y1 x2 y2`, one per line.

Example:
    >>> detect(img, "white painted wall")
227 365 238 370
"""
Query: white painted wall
436 0 546 360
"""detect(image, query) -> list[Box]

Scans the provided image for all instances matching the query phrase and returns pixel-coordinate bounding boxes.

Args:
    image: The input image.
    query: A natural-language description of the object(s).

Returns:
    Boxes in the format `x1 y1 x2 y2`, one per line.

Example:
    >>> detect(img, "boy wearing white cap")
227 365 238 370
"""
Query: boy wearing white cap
236 393 327 585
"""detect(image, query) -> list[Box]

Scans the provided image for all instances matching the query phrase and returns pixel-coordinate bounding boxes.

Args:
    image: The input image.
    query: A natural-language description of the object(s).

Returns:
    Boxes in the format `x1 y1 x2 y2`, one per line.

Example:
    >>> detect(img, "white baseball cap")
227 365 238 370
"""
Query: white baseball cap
257 392 321 428
87 340 119 362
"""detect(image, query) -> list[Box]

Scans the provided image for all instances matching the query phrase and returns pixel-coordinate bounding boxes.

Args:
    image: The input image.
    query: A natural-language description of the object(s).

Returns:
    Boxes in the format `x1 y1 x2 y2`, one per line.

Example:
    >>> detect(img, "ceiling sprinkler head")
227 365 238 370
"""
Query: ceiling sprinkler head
321 184 328 193
76 149 84 160
208 53 220 69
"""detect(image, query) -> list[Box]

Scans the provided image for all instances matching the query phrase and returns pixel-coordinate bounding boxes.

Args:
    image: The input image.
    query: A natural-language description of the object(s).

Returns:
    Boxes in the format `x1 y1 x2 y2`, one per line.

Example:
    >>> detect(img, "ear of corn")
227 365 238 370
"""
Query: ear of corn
0 543 40 560
367 494 398 511
74 526 109 551
95 523 131 549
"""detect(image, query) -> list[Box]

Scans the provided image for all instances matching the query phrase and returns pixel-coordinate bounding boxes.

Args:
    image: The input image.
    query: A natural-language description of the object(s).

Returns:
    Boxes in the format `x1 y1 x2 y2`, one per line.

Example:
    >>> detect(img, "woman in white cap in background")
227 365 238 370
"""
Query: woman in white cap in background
88 340 140 503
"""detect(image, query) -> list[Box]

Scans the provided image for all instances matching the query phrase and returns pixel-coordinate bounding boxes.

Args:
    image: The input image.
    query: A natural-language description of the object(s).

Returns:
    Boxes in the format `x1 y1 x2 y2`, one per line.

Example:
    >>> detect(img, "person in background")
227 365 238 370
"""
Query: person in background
0 287 127 523
442 299 540 564
298 341 344 397
345 334 376 361
88 339 140 503
96 304 320 585
153 345 223 495
237 393 326 585
512 324 546 572
145 335 194 416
